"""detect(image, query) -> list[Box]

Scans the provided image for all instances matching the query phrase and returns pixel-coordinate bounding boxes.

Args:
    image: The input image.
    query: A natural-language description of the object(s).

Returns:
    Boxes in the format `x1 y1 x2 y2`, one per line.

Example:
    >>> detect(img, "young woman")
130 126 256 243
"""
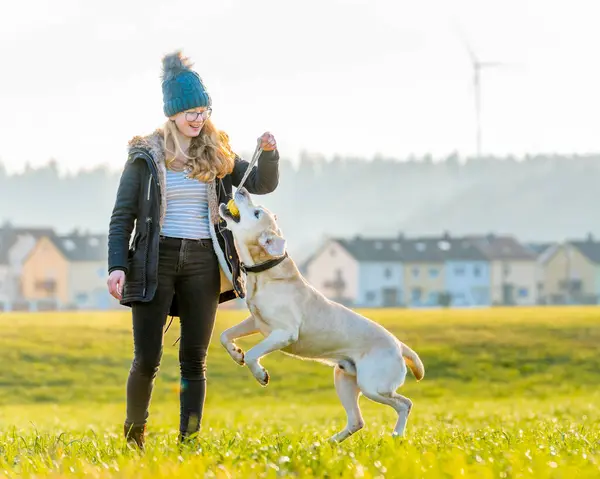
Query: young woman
107 51 279 449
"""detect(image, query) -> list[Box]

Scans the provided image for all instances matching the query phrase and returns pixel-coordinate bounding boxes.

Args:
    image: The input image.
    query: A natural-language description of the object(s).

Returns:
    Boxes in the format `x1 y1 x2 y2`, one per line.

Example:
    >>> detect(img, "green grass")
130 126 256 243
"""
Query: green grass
0 307 599 477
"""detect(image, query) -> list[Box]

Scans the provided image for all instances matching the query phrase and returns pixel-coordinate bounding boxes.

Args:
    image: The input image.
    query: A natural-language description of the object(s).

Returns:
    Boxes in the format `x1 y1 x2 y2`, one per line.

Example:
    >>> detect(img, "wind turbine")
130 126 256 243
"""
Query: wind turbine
463 41 506 159
450 21 508 159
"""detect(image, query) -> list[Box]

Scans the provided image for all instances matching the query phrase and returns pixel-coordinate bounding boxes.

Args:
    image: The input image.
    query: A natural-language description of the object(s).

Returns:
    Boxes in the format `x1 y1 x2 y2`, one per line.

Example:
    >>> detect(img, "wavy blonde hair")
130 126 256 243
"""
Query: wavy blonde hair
163 119 236 182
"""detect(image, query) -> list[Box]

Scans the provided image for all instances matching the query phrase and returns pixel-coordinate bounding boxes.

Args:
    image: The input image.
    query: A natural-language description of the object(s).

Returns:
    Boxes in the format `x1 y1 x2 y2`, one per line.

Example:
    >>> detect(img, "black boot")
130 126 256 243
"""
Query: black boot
179 379 205 447
124 422 146 451
178 413 200 449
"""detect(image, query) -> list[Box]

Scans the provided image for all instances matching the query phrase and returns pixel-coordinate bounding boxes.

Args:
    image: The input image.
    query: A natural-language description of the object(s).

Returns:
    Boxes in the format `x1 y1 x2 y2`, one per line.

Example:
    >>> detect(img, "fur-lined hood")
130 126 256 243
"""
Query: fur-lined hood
124 129 221 227
127 129 166 166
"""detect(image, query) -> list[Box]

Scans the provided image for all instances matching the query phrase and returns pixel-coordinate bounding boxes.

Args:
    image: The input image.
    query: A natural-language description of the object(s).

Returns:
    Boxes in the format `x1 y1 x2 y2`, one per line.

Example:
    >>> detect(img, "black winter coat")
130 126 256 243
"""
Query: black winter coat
108 129 279 316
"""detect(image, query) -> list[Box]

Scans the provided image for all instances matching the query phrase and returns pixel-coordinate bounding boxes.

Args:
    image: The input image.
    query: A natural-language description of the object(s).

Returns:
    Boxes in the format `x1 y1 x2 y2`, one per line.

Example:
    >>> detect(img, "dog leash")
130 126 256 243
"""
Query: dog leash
236 137 263 192
218 138 263 235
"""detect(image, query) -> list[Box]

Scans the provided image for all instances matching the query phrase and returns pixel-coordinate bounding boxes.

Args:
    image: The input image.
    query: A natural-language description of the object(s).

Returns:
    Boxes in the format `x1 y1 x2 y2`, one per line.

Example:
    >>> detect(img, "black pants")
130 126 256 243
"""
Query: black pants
126 235 220 437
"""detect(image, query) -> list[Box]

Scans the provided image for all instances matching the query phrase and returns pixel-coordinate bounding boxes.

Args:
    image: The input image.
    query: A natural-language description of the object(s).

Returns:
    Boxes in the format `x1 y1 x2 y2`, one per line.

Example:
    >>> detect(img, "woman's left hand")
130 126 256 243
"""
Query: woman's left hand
259 132 277 151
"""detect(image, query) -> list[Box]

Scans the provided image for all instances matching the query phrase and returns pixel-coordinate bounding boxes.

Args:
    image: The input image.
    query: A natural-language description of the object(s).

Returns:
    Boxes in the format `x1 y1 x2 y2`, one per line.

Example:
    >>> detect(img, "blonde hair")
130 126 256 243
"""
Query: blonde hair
163 119 236 182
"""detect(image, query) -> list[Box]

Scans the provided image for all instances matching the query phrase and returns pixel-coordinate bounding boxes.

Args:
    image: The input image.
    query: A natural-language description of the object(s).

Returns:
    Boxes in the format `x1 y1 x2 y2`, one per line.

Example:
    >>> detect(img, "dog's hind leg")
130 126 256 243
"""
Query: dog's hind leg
328 365 364 443
362 390 412 437
220 316 260 366
357 353 413 437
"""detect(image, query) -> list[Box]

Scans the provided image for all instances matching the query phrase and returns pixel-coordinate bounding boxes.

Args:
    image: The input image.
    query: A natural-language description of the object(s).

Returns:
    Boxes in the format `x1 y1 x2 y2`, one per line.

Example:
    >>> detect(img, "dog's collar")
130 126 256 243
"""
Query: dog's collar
241 252 289 274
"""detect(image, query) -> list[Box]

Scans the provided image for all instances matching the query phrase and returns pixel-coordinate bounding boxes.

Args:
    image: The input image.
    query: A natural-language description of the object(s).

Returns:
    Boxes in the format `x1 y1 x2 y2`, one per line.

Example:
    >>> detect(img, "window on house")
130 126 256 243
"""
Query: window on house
429 268 439 278
412 267 420 278
384 268 392 279
454 266 465 276
330 248 336 257
366 291 376 302
35 279 57 294
518 288 528 298
473 265 481 277
62 239 76 251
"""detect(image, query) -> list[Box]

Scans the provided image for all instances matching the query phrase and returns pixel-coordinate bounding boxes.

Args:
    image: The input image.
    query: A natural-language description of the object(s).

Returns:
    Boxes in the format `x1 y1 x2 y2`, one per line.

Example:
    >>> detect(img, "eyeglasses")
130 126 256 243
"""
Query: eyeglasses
185 108 212 122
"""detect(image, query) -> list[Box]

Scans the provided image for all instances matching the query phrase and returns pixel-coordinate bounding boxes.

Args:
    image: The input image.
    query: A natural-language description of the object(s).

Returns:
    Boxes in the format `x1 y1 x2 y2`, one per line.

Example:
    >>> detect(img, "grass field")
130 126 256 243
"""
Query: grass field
0 307 599 478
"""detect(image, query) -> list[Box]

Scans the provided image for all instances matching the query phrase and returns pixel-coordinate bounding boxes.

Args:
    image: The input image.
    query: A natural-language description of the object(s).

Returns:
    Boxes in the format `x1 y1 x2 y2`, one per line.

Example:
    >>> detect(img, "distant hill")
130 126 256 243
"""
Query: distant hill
1 152 599 261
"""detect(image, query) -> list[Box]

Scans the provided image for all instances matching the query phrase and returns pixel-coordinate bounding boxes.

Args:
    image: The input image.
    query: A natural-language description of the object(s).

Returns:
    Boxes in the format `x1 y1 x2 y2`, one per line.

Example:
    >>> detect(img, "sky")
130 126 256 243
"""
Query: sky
0 0 599 174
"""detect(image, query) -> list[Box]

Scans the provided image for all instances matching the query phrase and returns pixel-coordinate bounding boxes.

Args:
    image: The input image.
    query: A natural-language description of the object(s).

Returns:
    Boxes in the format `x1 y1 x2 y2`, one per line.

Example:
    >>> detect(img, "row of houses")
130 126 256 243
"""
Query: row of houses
2 222 600 311
301 232 600 308
0 224 113 311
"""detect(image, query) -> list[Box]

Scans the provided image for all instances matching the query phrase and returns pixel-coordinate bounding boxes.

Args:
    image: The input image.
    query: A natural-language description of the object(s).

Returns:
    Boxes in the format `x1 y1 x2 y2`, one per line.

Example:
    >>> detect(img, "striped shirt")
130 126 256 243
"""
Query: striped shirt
160 168 211 240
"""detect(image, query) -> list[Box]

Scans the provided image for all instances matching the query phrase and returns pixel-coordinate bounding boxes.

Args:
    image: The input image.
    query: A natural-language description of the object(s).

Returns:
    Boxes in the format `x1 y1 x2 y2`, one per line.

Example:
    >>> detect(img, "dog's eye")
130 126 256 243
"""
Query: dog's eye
254 210 260 219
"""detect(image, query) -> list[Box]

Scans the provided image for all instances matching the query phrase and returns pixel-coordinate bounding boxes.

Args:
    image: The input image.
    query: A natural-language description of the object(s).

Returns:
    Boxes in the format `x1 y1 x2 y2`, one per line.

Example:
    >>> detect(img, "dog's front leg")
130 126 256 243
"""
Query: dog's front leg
220 316 260 366
244 329 298 386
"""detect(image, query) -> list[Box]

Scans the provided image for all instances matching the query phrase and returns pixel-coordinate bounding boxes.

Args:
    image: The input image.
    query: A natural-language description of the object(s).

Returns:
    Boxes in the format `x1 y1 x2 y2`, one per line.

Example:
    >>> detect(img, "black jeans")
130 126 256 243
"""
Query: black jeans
125 235 220 438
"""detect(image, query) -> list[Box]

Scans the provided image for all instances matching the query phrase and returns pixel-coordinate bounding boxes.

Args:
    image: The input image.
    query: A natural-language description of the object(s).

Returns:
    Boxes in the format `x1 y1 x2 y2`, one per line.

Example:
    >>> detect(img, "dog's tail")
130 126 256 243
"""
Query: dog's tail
401 343 424 381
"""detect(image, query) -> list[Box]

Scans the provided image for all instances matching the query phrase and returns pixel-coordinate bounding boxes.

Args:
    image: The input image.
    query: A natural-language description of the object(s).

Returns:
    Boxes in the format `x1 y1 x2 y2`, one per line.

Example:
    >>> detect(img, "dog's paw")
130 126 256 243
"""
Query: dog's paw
254 367 269 387
228 346 245 366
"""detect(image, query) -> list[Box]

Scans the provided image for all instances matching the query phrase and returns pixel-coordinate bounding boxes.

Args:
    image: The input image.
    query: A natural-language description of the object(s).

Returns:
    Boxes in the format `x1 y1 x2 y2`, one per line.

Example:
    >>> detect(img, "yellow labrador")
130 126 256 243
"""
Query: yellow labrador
218 188 424 442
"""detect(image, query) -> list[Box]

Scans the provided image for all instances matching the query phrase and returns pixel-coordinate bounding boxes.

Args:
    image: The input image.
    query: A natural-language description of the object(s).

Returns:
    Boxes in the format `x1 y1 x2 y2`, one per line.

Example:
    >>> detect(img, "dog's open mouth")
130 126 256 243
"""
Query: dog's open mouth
220 203 241 223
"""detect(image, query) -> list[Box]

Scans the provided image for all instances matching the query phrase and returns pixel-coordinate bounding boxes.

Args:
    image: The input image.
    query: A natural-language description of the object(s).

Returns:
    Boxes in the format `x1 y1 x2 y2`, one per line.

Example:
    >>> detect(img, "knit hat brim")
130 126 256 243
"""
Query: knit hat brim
163 88 212 117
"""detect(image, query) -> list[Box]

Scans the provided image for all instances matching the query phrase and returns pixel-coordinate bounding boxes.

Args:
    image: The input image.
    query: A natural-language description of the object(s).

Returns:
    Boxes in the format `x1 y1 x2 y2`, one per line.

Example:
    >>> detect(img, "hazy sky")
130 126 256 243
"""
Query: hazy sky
1 0 598 173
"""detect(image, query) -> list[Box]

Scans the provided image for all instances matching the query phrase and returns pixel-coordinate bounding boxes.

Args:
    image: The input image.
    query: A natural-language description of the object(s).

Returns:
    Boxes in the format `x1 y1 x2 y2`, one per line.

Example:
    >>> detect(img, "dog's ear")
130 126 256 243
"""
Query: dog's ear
258 229 287 256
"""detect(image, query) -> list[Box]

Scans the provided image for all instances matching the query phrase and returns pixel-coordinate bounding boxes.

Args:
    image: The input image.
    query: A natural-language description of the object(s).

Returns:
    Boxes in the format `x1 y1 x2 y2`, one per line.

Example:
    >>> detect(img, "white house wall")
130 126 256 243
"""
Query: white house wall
490 260 537 305
305 240 359 303
5 234 38 302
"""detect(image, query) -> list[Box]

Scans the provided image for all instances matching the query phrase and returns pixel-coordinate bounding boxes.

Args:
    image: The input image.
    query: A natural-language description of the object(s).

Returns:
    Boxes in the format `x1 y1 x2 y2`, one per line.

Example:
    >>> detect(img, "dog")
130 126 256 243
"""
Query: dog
218 188 424 442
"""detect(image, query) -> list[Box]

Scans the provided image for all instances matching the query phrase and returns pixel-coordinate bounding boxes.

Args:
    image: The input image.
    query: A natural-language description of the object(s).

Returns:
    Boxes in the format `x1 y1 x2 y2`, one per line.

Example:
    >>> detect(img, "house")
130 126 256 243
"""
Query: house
21 235 70 308
402 235 491 307
401 237 447 307
304 235 404 307
443 240 491 307
465 234 538 305
299 231 561 308
0 224 55 311
305 233 495 308
21 231 113 310
539 234 600 304
525 242 558 303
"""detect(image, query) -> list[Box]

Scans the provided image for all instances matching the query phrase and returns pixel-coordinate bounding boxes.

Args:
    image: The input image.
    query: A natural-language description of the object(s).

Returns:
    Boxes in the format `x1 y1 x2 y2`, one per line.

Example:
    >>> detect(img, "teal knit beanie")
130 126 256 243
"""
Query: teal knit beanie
161 51 211 117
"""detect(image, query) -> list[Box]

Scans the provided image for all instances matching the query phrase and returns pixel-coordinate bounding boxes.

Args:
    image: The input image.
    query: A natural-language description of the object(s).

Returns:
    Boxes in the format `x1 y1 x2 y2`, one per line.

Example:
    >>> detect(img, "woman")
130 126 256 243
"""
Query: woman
107 50 279 449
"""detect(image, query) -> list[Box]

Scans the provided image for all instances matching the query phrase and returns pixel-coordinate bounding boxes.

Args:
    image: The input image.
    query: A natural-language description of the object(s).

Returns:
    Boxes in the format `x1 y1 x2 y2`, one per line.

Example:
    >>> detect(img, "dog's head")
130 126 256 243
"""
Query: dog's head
219 187 287 260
